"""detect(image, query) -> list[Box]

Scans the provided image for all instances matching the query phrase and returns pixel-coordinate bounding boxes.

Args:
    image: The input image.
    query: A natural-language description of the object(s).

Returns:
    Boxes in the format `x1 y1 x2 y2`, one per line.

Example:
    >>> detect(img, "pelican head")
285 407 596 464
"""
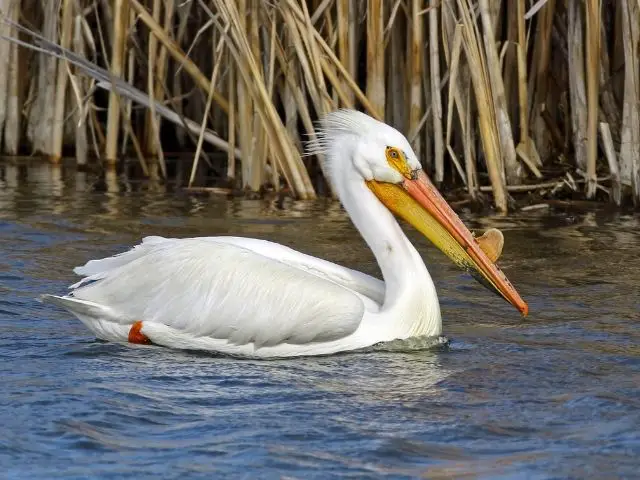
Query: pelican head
309 109 528 316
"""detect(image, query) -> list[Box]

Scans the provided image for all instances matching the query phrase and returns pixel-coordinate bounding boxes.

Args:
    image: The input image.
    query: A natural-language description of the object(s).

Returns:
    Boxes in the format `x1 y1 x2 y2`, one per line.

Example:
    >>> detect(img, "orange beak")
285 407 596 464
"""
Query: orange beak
367 170 528 316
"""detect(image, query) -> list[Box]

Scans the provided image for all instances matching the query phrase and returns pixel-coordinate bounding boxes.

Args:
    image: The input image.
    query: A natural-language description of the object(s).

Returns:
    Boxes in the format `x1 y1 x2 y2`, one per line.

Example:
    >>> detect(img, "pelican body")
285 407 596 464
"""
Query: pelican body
43 110 527 358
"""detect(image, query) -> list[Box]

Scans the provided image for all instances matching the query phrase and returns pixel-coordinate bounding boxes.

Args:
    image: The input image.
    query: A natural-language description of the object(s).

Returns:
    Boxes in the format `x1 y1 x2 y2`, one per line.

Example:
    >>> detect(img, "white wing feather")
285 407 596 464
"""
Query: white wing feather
204 236 385 305
73 235 386 304
69 237 367 347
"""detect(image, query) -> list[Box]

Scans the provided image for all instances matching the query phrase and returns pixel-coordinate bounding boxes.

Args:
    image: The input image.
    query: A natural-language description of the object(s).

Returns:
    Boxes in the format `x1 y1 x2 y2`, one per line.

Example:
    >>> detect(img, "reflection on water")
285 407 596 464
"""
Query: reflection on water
1 161 640 478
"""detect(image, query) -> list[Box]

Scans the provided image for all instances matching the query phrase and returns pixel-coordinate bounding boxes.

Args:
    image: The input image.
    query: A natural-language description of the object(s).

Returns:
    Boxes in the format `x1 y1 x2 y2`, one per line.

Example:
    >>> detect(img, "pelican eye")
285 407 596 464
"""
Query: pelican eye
385 146 412 179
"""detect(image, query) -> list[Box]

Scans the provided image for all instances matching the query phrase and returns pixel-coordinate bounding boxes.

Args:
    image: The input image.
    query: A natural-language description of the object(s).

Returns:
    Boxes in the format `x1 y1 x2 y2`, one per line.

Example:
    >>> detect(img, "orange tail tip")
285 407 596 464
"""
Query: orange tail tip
128 321 151 345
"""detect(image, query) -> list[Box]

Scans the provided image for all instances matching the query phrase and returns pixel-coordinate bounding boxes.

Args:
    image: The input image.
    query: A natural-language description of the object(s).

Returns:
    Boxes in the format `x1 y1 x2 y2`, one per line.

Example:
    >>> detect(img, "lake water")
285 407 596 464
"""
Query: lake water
2 162 639 479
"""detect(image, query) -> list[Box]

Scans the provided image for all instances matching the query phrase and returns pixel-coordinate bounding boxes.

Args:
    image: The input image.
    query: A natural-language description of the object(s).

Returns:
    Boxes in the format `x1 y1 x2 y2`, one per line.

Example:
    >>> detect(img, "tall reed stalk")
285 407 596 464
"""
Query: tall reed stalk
104 0 128 164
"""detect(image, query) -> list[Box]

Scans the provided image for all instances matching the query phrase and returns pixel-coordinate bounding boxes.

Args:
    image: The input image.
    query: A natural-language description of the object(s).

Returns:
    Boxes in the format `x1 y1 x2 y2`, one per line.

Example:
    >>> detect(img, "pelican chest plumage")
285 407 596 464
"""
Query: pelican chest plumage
43 110 528 358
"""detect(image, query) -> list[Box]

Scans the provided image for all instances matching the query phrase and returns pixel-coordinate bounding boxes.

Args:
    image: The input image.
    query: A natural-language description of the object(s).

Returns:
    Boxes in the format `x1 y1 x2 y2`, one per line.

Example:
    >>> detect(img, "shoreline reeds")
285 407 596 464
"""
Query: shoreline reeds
0 0 638 211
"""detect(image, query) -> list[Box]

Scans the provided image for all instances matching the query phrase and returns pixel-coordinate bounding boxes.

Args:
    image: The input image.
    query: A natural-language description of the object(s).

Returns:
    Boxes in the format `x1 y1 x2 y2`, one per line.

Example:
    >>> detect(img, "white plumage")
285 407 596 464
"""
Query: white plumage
43 109 527 358
71 237 365 346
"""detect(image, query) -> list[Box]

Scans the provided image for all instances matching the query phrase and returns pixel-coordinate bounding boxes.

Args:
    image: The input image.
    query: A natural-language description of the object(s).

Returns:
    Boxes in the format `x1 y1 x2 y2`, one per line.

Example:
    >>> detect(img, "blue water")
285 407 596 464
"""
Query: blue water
2 163 640 479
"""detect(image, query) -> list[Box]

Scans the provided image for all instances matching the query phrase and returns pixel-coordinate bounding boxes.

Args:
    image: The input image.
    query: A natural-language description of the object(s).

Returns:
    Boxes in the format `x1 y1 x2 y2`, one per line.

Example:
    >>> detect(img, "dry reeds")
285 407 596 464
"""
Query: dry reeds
0 0 639 210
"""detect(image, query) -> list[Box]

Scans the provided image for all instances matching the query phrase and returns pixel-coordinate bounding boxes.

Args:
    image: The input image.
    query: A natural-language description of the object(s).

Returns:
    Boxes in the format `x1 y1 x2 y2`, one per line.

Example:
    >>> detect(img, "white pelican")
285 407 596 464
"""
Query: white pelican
43 110 527 358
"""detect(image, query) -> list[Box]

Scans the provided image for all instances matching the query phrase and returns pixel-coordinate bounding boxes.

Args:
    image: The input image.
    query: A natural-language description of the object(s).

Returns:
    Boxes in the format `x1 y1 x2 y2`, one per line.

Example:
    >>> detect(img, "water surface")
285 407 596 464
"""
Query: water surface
1 163 639 479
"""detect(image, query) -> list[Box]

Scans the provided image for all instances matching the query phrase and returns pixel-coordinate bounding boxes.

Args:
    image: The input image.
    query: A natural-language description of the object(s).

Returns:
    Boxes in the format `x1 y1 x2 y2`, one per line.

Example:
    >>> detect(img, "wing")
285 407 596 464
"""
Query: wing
74 235 386 305
186 236 386 305
69 237 366 347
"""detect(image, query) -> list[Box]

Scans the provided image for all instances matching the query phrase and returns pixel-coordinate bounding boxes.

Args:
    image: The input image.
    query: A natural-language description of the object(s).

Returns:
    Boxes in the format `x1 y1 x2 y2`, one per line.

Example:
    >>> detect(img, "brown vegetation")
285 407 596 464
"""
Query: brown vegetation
0 0 638 212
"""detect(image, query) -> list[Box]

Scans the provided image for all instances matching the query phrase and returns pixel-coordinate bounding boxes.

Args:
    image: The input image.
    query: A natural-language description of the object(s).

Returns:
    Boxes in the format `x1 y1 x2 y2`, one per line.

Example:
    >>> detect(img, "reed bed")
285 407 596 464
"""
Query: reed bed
0 0 638 211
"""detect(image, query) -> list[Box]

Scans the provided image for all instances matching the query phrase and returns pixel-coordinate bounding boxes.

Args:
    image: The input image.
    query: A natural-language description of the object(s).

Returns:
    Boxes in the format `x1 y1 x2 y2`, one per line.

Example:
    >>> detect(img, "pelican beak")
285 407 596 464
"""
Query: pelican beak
367 170 528 316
